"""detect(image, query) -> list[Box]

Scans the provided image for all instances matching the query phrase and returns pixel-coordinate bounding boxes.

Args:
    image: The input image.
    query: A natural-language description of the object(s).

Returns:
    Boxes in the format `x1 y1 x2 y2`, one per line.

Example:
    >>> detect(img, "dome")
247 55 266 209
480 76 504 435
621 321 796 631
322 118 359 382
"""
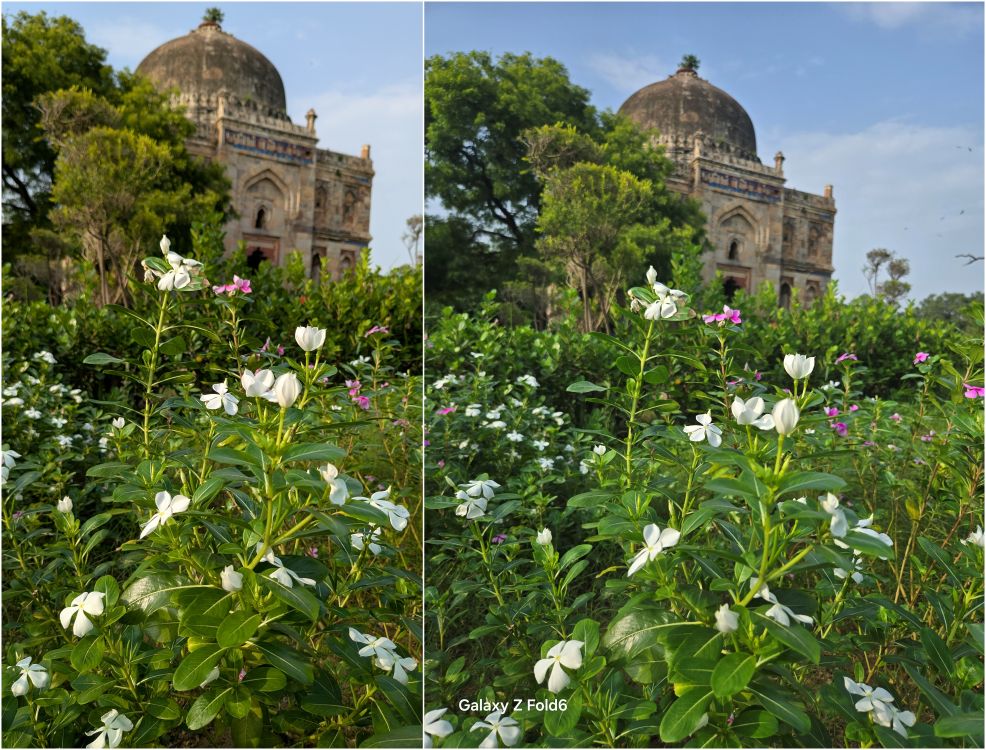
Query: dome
136 20 287 117
619 68 757 160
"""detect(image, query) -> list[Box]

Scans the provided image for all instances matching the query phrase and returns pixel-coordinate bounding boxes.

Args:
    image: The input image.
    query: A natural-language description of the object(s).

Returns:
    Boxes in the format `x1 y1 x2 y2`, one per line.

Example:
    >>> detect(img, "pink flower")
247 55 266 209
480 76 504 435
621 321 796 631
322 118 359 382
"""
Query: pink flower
754 371 762 381
238 669 247 682
703 314 718 324
354 395 371 410
832 422 848 437
703 306 742 326
890 413 902 422
836 352 857 364
276 345 285 356
346 379 362 396
212 284 227 295
963 384 985 399
307 546 318 558
849 404 859 412
914 352 930 365
260 338 271 353
365 325 389 337
920 431 935 442
437 405 456 415
492 534 507 544
863 441 877 447
232 275 251 294
437 459 445 469
825 407 839 417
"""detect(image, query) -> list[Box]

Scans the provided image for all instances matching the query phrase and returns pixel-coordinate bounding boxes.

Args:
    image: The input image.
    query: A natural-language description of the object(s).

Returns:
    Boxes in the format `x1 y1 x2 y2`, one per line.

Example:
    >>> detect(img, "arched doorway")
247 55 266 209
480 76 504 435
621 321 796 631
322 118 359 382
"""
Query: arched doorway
724 276 741 301
779 283 792 309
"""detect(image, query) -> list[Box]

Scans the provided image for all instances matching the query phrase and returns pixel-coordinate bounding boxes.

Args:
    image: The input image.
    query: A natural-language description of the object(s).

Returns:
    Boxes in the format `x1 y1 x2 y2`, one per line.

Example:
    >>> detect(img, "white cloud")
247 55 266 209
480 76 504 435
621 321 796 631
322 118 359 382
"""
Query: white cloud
291 83 423 269
588 53 670 93
776 119 983 299
841 2 981 35
86 20 179 67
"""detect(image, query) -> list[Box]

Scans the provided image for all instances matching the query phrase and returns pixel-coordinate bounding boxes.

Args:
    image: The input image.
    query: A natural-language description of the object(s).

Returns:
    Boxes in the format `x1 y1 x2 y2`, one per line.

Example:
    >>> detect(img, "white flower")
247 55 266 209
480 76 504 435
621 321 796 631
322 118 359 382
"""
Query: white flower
834 555 865 584
886 706 916 737
683 412 722 447
241 369 276 398
319 463 349 505
536 528 552 545
139 490 191 538
462 478 500 499
820 493 848 538
351 526 383 554
50 416 67 428
731 396 775 430
593 444 607 455
220 565 243 592
537 457 554 471
834 516 894 559
56 435 73 448
33 350 57 365
485 420 506 429
628 523 681 576
516 374 539 388
646 265 658 286
200 380 239 416
25 408 41 419
644 295 677 320
160 235 171 254
1 449 20 484
295 325 327 352
59 591 105 637
753 579 814 626
844 677 897 728
532 439 549 451
579 460 591 475
349 628 402 672
57 496 73 514
783 353 815 380
423 708 454 748
378 652 418 685
465 404 482 417
534 640 584 693
157 250 195 291
111 417 125 430
10 656 49 696
714 604 739 634
257 545 316 587
3 397 24 406
455 491 487 520
505 431 524 442
472 711 521 748
772 398 800 435
273 372 302 408
98 437 109 452
962 526 985 548
85 709 133 749
363 489 409 531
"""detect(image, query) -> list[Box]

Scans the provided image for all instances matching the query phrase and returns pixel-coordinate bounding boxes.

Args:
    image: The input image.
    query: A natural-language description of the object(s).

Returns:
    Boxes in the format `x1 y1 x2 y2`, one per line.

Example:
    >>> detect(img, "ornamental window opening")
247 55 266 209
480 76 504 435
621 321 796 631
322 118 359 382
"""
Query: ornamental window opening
255 207 267 230
728 240 739 260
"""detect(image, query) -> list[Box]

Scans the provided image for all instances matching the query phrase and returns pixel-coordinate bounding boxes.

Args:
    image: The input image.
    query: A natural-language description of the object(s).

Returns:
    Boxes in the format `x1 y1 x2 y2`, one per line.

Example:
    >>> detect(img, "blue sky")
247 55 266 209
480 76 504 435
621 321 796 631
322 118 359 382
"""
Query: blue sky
427 2 985 300
5 1 423 270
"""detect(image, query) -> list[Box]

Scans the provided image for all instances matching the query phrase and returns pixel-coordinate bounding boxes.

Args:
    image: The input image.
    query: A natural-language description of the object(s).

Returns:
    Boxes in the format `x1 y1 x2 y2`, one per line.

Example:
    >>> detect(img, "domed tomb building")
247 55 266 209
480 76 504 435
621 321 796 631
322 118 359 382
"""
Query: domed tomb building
137 16 372 279
620 63 835 306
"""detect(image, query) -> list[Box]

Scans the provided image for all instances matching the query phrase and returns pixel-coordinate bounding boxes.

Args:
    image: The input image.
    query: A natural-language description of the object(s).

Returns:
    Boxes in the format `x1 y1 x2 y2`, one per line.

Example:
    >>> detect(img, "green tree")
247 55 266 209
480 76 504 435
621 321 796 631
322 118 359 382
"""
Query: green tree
679 54 701 71
425 51 599 303
916 291 985 335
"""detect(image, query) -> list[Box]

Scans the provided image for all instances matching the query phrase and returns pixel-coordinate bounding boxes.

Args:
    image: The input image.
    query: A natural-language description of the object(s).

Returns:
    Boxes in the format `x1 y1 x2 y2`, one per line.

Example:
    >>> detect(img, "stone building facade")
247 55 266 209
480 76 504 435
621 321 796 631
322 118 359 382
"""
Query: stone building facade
136 18 372 280
620 66 835 306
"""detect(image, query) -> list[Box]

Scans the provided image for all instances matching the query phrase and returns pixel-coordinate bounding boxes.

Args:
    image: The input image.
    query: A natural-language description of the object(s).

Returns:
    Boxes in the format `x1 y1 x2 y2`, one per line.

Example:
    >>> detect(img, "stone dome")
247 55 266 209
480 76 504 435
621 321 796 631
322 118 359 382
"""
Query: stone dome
136 20 287 117
619 68 758 160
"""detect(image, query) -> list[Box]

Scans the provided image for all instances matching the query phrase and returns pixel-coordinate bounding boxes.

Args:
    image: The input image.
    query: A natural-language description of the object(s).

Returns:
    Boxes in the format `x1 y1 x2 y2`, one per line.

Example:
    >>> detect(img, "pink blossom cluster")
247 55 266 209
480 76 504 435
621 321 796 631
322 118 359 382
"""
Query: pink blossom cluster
212 276 251 296
703 305 742 326
365 325 390 337
346 379 371 410
835 352 857 364
260 338 285 356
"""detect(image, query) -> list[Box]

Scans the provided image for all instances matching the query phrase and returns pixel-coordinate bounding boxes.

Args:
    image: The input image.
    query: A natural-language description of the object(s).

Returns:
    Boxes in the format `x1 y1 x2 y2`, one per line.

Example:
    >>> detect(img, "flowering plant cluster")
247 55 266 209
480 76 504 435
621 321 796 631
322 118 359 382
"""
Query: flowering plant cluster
425 269 983 748
2 236 422 748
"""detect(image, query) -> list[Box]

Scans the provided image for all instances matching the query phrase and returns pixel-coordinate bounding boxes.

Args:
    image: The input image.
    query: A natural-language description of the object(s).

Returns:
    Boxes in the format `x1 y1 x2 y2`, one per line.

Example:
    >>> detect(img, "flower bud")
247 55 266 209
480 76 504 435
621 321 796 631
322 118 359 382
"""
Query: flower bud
715 604 739 634
220 565 243 592
273 372 301 408
160 235 171 255
57 496 73 513
295 325 326 352
536 528 552 545
772 398 800 435
783 353 815 380
645 266 657 286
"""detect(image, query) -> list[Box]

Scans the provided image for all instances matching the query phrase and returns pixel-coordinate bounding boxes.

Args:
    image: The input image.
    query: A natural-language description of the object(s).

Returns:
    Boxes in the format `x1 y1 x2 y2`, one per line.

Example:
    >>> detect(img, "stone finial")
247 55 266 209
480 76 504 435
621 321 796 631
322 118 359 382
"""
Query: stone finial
824 184 833 199
774 151 785 172
361 144 371 160
305 108 317 133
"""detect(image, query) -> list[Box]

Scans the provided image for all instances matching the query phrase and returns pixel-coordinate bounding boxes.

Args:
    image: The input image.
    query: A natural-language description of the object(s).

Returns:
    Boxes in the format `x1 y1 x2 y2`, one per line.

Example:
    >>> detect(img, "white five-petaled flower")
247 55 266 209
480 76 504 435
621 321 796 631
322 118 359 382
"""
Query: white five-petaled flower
643 294 677 320
111 417 125 430
731 396 775 430
885 705 917 737
1 448 20 485
257 545 317 587
536 528 552 545
593 444 607 456
241 368 276 399
844 677 908 732
361 488 409 531
534 640 584 694
820 493 848 538
273 372 302 408
85 708 133 749
423 708 454 748
139 491 191 538
200 380 239 416
56 496 73 514
752 578 814 627
378 651 418 685
220 565 243 592
772 398 800 435
348 627 416 681
59 591 106 637
783 353 815 380
472 711 521 749
834 555 865 584
10 656 49 696
319 463 349 505
684 412 722 447
962 525 985 549
516 374 539 388
834 516 894 559
157 248 201 291
714 604 739 634
462 478 500 499
454 491 487 519
351 526 383 554
295 325 327 352
628 523 681 576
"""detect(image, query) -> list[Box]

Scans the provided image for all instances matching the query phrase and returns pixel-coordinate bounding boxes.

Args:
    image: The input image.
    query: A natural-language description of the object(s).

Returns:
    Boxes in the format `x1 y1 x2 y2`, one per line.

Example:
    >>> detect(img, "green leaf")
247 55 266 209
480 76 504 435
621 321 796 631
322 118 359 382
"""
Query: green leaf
254 641 314 685
903 663 958 717
172 644 227 691
776 471 846 497
216 611 262 648
239 666 287 692
711 652 756 698
186 687 232 730
301 672 346 718
544 691 583 736
558 544 592 571
842 529 895 559
258 575 321 622
602 608 679 660
192 476 226 505
93 575 120 607
70 635 104 673
69 674 114 704
145 697 182 721
359 726 424 747
731 709 778 739
749 683 811 733
281 442 346 464
373 675 418 724
920 627 954 676
225 686 252 719
159 336 186 356
615 355 639 377
83 352 124 365
917 537 961 586
567 380 606 393
659 687 713 743
122 574 208 615
752 611 821 664
935 712 985 740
